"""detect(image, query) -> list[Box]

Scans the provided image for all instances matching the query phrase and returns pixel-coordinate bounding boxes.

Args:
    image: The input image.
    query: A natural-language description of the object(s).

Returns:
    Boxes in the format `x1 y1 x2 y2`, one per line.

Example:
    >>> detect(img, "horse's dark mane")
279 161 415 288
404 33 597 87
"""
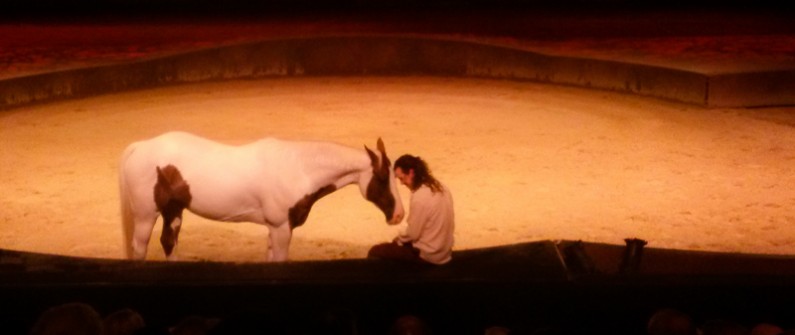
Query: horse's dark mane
292 140 369 172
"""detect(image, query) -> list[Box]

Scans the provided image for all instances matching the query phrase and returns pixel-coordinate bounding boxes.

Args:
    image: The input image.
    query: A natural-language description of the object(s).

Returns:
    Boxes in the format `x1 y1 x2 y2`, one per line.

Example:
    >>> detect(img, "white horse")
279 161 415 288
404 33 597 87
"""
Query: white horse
119 131 405 262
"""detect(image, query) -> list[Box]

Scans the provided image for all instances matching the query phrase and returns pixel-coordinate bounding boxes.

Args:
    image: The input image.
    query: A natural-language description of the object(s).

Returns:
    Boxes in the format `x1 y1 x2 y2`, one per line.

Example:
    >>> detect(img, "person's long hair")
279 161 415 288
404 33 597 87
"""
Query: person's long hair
394 155 443 193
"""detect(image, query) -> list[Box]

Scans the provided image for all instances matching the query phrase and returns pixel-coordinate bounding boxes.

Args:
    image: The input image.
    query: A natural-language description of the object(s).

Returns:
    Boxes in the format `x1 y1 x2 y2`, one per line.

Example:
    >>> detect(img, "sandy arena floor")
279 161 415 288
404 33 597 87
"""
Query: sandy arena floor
2 76 795 262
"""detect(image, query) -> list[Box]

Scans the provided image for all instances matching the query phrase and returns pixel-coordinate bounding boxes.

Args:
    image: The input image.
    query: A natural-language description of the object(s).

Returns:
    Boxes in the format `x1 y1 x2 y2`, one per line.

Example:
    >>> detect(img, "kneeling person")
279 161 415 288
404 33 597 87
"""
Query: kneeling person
368 155 455 265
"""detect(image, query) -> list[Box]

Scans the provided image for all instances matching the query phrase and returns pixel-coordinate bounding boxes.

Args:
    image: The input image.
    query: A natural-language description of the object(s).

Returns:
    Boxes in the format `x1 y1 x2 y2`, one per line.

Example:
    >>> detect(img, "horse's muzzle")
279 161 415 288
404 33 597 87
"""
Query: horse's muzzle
388 211 404 225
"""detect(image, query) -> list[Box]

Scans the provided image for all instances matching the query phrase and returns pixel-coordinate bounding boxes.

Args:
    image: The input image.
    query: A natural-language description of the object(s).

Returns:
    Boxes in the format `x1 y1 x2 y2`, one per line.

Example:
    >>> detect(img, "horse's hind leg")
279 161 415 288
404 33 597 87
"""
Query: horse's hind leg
131 214 158 260
121 164 159 260
154 165 192 261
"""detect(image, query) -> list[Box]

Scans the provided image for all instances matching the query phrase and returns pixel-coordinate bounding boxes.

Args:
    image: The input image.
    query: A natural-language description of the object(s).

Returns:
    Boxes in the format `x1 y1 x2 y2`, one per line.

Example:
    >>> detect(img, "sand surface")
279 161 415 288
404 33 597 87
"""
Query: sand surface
2 77 795 262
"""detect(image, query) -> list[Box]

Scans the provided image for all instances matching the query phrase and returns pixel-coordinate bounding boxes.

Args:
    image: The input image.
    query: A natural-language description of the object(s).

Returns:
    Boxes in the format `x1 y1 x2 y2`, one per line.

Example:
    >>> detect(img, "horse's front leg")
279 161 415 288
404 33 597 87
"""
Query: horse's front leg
267 223 292 262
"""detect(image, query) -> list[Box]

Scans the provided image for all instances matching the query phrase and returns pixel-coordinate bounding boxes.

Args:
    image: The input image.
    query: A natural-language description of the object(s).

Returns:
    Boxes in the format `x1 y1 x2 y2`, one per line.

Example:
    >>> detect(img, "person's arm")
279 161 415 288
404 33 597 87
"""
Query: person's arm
396 193 430 244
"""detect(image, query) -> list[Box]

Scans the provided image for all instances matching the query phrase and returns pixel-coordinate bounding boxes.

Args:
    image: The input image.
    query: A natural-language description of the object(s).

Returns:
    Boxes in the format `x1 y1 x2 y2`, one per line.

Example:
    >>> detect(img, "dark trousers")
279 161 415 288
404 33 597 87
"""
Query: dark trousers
367 241 424 263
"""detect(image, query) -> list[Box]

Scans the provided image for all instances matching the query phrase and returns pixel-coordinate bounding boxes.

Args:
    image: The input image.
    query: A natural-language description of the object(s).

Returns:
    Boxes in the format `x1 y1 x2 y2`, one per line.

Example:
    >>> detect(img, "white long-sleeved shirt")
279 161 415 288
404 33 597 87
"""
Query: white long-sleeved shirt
397 183 455 264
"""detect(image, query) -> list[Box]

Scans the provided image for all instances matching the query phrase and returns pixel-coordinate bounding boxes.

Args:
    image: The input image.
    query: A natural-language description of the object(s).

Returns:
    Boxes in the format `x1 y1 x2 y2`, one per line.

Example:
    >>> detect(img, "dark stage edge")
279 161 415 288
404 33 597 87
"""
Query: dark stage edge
3 241 795 334
0 240 567 286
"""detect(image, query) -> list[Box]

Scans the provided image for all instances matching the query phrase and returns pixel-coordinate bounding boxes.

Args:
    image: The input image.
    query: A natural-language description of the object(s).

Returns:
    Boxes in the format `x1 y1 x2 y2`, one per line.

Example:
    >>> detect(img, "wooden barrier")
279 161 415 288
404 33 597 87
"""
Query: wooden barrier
1 36 792 111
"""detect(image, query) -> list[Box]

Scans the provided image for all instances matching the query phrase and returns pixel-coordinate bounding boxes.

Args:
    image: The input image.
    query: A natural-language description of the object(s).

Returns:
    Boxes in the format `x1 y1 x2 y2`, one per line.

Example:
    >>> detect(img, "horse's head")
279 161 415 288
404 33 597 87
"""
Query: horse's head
362 138 405 225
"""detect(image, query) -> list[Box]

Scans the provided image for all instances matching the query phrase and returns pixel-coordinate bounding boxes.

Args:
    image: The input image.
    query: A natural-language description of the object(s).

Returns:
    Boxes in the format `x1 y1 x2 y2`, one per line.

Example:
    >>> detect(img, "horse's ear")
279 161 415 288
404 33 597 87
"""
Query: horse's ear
376 138 393 176
379 155 391 179
377 138 386 154
365 145 379 170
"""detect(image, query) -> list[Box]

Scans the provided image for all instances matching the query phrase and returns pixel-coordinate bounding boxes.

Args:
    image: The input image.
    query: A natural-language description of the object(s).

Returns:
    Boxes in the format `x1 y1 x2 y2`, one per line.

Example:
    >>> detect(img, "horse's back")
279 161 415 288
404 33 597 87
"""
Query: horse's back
120 132 235 191
140 131 226 153
123 132 234 165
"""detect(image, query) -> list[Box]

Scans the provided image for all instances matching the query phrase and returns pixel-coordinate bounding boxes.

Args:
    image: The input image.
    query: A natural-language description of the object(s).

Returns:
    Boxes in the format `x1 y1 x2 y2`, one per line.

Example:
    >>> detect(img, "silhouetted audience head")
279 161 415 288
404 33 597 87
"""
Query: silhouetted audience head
750 323 784 335
529 327 576 335
103 308 145 335
171 315 219 335
647 308 696 335
700 319 749 335
310 307 359 335
390 315 432 335
484 325 511 335
208 310 292 335
136 328 168 335
29 302 103 335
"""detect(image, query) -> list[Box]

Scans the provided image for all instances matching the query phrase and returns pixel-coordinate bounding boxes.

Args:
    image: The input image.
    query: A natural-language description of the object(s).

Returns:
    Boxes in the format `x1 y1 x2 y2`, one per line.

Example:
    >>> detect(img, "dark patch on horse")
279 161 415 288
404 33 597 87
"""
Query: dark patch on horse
366 174 395 222
153 165 192 256
288 184 337 229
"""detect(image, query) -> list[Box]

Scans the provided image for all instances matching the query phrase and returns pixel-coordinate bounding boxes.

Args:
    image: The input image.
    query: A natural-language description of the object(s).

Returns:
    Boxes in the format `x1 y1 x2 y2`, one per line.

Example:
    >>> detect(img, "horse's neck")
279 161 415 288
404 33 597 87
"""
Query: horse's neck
295 142 370 189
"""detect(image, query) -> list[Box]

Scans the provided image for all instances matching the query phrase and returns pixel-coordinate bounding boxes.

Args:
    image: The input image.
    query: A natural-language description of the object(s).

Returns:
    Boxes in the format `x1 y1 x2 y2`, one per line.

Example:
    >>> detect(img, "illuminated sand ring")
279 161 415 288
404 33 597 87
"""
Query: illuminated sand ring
2 35 795 263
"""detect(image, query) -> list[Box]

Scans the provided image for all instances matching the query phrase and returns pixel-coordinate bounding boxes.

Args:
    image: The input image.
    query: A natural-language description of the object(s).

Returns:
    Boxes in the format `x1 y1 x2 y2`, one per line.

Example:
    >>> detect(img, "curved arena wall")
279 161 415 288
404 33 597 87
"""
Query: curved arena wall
1 35 793 110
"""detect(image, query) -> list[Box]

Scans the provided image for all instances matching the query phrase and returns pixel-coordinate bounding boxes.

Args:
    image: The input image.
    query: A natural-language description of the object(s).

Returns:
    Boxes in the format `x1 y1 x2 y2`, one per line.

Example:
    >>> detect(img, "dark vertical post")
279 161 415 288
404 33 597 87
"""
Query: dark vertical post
620 238 647 274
